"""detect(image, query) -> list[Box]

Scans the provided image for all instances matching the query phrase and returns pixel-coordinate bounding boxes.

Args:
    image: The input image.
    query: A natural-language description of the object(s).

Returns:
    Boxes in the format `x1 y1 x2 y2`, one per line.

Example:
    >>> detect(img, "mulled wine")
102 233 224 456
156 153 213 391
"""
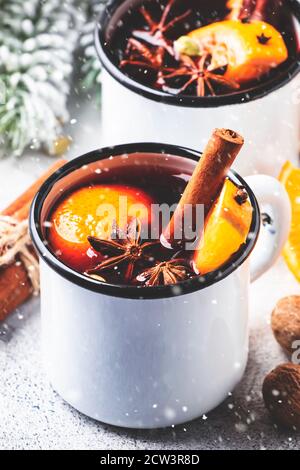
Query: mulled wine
103 0 298 97
47 152 196 285
46 131 254 287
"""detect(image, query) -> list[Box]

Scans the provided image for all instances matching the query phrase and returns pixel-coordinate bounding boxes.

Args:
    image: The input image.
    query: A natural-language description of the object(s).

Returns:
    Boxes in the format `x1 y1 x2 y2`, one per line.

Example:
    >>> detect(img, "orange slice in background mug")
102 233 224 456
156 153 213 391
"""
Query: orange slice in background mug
194 179 253 274
279 161 300 282
186 20 288 84
48 184 154 272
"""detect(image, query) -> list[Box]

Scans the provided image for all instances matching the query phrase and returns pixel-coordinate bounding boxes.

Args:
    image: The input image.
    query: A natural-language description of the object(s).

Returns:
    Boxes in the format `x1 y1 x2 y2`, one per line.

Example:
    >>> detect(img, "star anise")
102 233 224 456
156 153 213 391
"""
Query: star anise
86 218 158 283
257 33 272 45
137 258 195 286
132 0 192 56
120 0 191 84
162 54 240 97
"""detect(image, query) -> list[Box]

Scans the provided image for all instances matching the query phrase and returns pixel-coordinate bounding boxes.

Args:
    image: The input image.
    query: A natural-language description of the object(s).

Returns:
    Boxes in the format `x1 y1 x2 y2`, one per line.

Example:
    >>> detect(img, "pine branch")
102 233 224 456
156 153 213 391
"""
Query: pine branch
79 0 108 94
0 0 85 157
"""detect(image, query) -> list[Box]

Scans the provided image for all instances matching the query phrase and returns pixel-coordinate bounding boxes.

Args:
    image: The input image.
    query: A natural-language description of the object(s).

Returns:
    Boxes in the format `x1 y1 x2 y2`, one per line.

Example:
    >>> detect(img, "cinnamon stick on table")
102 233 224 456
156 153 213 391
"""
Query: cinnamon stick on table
162 128 244 248
0 159 67 322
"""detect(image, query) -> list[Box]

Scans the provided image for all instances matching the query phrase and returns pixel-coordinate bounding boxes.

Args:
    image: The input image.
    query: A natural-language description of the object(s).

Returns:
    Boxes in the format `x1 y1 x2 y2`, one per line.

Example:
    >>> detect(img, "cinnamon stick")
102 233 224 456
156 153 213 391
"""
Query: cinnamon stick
227 0 282 23
162 128 244 248
0 159 67 322
0 263 32 321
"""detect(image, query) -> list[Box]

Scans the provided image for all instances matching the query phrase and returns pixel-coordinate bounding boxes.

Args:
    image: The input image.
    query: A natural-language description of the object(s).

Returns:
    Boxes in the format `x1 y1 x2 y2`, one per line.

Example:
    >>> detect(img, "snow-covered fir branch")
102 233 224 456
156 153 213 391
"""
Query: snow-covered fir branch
0 0 85 156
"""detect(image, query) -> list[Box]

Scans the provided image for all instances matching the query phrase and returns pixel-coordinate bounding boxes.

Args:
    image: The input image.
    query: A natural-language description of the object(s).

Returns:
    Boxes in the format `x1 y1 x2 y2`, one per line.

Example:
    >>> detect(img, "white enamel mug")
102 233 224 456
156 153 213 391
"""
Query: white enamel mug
95 0 300 177
30 143 291 429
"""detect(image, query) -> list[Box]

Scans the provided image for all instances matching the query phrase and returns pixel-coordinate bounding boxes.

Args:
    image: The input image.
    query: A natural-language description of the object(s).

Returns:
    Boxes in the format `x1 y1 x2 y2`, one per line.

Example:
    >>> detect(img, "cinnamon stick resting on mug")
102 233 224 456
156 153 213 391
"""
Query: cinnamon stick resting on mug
162 128 244 248
0 159 66 321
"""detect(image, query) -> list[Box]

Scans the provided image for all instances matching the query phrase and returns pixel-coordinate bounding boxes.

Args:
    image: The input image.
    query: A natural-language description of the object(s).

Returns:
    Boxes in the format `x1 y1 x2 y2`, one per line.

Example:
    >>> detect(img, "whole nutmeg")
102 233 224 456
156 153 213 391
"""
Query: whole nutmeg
271 296 300 355
262 363 300 429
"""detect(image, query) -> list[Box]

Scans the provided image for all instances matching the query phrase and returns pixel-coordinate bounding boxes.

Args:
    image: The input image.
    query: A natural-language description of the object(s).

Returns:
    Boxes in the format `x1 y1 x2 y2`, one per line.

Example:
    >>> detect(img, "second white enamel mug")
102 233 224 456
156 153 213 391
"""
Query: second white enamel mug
95 0 300 177
30 143 291 428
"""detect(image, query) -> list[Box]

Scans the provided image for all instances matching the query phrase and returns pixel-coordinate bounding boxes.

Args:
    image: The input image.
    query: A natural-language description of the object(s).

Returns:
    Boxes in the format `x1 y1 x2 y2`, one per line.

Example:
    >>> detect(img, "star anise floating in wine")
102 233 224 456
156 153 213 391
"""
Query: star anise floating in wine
85 218 196 286
132 0 191 56
120 0 191 74
137 258 195 286
162 54 240 97
120 0 191 89
86 218 158 283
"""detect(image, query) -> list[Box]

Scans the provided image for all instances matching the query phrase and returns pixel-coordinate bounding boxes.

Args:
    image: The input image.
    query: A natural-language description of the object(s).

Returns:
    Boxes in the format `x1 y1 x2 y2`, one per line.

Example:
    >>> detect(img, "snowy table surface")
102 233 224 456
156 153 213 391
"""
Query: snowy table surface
0 95 299 450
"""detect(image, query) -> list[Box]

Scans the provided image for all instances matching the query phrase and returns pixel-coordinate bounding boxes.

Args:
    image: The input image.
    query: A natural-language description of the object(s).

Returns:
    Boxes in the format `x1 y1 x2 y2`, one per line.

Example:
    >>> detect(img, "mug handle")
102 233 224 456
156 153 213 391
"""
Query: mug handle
245 175 291 282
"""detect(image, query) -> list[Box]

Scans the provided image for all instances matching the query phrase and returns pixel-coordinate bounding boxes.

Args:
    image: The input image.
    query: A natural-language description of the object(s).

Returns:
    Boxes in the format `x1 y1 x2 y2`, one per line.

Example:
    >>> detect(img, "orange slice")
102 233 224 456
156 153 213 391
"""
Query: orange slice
188 20 288 84
194 179 253 274
279 161 300 282
48 184 154 272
